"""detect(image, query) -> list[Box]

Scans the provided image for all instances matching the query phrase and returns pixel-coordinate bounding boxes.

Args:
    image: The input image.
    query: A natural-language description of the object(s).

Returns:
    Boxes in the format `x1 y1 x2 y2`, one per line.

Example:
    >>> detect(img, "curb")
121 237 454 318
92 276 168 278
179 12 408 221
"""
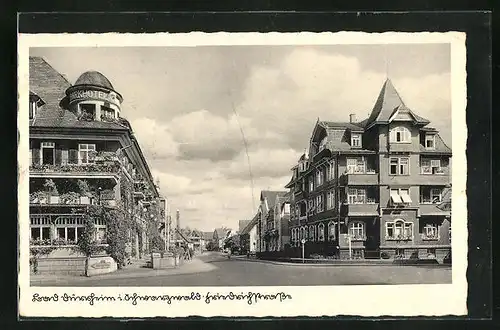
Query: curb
231 257 450 268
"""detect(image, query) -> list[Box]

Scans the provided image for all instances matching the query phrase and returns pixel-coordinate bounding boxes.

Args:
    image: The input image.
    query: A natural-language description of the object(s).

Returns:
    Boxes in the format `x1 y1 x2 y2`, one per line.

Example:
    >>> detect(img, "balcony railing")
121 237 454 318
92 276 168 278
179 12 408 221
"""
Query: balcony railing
30 152 121 176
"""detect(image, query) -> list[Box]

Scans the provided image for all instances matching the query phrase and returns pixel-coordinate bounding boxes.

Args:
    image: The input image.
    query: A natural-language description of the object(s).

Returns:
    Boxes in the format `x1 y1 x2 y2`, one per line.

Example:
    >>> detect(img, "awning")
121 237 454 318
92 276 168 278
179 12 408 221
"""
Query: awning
390 191 402 204
400 190 412 204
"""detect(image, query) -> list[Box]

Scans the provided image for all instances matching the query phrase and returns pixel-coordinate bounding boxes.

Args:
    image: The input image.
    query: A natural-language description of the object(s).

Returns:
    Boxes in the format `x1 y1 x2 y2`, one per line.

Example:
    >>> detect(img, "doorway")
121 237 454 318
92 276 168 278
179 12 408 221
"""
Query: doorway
364 218 380 259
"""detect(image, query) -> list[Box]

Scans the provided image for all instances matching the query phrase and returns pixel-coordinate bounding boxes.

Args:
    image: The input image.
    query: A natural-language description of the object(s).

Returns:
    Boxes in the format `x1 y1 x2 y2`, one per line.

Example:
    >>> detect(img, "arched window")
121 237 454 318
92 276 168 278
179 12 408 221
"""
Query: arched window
390 126 411 143
317 223 325 241
328 222 336 241
386 219 413 240
301 227 306 241
309 225 316 241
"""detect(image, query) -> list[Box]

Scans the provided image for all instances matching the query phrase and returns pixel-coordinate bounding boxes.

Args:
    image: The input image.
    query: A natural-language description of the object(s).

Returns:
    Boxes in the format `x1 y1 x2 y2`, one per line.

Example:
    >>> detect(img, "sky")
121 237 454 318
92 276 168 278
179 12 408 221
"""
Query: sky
30 43 452 232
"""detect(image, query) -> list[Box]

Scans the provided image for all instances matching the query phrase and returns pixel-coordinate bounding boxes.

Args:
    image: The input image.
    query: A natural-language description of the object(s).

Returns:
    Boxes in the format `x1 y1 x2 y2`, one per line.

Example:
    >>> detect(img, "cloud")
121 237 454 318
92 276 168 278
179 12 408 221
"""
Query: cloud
131 117 179 160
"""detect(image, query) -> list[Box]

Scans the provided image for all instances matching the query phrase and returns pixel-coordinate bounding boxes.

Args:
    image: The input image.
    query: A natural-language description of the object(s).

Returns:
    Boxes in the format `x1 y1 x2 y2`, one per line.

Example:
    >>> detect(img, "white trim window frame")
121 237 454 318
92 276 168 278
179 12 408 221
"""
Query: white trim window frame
385 219 413 240
328 222 336 241
309 225 316 241
390 157 410 176
309 176 314 192
40 141 55 165
349 221 365 240
327 160 335 181
316 168 323 186
348 188 365 204
317 223 325 241
78 143 96 165
431 188 442 203
327 190 335 210
421 158 432 174
351 133 362 148
425 134 436 150
316 194 324 213
423 223 439 240
390 126 411 143
30 215 51 241
55 216 85 244
430 159 442 174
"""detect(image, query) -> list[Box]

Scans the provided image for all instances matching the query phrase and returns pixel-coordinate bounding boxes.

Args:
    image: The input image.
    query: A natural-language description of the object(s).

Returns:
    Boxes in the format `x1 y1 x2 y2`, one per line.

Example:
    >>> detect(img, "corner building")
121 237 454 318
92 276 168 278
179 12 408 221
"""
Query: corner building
28 57 165 274
286 79 452 262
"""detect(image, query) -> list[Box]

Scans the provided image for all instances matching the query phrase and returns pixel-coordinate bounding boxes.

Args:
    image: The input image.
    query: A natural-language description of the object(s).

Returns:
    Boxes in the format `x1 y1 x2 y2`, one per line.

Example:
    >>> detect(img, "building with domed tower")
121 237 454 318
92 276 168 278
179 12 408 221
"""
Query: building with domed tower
285 79 452 263
28 57 166 275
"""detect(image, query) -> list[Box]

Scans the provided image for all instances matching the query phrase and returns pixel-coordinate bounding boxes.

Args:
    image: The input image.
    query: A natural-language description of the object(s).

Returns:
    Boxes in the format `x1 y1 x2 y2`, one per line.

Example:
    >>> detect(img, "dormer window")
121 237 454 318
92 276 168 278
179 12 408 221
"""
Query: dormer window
101 105 115 121
390 126 411 143
425 134 436 149
29 101 37 119
79 103 96 121
351 133 362 148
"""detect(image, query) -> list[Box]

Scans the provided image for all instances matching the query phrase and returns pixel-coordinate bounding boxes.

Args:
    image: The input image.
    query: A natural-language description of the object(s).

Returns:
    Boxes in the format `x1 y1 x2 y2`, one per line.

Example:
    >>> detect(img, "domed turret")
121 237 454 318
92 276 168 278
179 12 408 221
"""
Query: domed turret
74 71 115 90
66 70 123 122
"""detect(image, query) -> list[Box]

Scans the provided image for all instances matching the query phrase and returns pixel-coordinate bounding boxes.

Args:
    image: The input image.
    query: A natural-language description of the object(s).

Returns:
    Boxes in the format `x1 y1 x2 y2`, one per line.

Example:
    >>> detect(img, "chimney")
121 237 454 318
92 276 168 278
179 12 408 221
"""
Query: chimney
349 114 357 123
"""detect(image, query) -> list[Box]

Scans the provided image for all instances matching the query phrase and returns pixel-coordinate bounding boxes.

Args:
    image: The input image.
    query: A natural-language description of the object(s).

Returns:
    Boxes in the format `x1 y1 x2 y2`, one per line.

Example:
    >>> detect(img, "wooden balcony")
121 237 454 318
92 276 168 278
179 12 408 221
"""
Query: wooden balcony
340 173 379 186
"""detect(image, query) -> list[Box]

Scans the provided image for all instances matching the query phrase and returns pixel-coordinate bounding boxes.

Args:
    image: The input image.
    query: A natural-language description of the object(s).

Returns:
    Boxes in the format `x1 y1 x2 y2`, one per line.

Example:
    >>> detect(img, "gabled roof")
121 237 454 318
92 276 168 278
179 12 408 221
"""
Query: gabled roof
260 191 287 210
214 228 230 239
29 56 127 131
419 133 452 155
365 79 430 129
240 213 259 235
202 231 213 240
239 220 251 233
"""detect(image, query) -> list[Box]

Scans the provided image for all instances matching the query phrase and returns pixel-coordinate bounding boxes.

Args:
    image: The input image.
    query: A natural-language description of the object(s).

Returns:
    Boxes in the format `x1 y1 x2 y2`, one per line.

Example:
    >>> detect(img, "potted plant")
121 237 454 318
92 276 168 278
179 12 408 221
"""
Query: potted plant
60 191 80 205
77 179 92 204
43 179 59 204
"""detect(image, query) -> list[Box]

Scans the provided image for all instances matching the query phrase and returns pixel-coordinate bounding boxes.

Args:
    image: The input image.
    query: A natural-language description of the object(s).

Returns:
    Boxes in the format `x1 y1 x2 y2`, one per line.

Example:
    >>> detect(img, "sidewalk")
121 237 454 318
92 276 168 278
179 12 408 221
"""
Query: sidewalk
30 257 218 285
231 255 449 267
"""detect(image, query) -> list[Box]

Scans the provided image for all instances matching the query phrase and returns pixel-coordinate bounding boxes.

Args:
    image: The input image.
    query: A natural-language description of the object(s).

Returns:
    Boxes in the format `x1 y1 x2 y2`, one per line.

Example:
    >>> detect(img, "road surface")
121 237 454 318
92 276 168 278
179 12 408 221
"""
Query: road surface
31 252 452 287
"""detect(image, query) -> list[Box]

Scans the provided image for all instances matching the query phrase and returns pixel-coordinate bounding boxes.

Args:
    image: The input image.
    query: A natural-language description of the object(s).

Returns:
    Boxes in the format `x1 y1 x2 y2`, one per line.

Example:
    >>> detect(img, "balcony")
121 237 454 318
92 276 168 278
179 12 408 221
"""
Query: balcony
419 204 451 217
340 172 378 186
418 173 450 186
30 160 121 180
341 203 379 217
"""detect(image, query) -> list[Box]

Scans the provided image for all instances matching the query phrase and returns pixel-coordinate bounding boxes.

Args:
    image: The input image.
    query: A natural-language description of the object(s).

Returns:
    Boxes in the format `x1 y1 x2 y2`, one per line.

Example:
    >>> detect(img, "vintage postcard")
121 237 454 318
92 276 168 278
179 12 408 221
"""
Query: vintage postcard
18 31 467 318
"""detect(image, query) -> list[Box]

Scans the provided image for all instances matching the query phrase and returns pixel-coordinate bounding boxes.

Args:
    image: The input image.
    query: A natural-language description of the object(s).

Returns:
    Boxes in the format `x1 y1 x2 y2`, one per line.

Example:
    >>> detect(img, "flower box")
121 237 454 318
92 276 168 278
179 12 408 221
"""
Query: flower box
80 196 91 204
39 196 48 204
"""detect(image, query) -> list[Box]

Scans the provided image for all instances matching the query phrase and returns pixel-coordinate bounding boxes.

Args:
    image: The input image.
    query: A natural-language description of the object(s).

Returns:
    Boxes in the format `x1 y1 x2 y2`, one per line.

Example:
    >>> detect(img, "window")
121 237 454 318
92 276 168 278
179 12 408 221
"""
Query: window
390 126 411 143
328 222 336 241
347 158 365 174
316 194 324 213
29 101 37 119
309 177 314 192
319 136 328 151
349 222 365 240
386 220 413 240
55 216 85 244
327 190 335 210
308 200 314 215
390 188 412 205
100 105 115 120
423 223 439 240
389 157 410 175
316 169 323 186
95 217 107 243
79 103 96 120
30 216 51 241
425 134 435 149
420 187 442 204
78 144 96 165
317 223 325 241
351 133 362 148
421 159 432 174
348 188 365 204
366 187 377 204
431 160 442 174
309 226 316 241
40 141 55 165
326 161 335 180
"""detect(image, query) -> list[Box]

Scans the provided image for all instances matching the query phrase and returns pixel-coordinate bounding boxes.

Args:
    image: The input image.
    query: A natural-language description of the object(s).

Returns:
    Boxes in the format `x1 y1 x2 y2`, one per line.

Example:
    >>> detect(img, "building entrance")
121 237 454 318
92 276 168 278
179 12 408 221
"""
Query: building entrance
364 218 380 259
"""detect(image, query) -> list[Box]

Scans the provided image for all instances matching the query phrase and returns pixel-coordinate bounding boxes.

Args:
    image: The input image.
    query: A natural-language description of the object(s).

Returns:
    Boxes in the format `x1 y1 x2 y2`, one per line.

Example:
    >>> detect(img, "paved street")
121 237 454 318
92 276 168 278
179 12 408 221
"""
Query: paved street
31 252 452 287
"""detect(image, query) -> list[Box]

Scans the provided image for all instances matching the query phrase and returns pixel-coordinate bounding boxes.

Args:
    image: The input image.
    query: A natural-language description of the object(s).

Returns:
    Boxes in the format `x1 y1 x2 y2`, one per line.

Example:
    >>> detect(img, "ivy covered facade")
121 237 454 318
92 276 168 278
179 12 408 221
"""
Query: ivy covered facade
29 57 166 273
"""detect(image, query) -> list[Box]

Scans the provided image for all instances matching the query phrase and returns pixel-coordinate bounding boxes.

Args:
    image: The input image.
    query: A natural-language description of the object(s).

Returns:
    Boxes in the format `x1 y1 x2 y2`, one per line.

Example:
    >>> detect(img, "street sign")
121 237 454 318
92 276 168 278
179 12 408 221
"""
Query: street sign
301 239 306 244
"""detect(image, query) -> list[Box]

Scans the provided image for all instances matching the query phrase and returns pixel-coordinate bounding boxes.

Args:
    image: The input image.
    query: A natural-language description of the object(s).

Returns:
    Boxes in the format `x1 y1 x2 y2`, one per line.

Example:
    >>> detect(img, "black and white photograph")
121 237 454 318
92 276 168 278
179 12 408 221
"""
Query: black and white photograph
18 32 467 317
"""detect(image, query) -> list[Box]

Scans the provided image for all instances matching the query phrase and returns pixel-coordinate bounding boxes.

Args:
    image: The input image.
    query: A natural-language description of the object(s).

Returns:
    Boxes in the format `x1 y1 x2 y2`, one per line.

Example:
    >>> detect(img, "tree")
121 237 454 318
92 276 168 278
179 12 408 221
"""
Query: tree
75 206 106 276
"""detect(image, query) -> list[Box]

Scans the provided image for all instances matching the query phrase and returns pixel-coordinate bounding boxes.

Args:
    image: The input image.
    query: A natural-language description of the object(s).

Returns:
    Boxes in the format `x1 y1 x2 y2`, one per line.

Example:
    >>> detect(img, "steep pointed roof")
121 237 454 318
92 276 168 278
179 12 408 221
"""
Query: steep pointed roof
365 78 429 128
260 191 288 210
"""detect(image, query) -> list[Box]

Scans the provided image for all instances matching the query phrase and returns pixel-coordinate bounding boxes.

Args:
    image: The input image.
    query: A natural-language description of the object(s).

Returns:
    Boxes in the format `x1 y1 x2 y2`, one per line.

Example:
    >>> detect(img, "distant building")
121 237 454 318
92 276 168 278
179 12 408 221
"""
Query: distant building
285 79 452 262
257 190 288 253
239 214 258 254
213 227 231 250
200 231 213 251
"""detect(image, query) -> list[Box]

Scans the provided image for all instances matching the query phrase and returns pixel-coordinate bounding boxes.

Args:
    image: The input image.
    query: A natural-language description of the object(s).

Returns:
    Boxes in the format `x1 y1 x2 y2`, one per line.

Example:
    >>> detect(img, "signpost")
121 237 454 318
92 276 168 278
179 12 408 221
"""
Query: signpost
301 239 306 263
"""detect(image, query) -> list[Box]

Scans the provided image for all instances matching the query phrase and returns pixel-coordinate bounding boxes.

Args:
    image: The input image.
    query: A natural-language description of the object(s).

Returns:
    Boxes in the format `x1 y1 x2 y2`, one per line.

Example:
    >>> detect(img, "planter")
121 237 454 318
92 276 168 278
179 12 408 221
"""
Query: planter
80 196 90 204
39 196 48 204
49 196 60 204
